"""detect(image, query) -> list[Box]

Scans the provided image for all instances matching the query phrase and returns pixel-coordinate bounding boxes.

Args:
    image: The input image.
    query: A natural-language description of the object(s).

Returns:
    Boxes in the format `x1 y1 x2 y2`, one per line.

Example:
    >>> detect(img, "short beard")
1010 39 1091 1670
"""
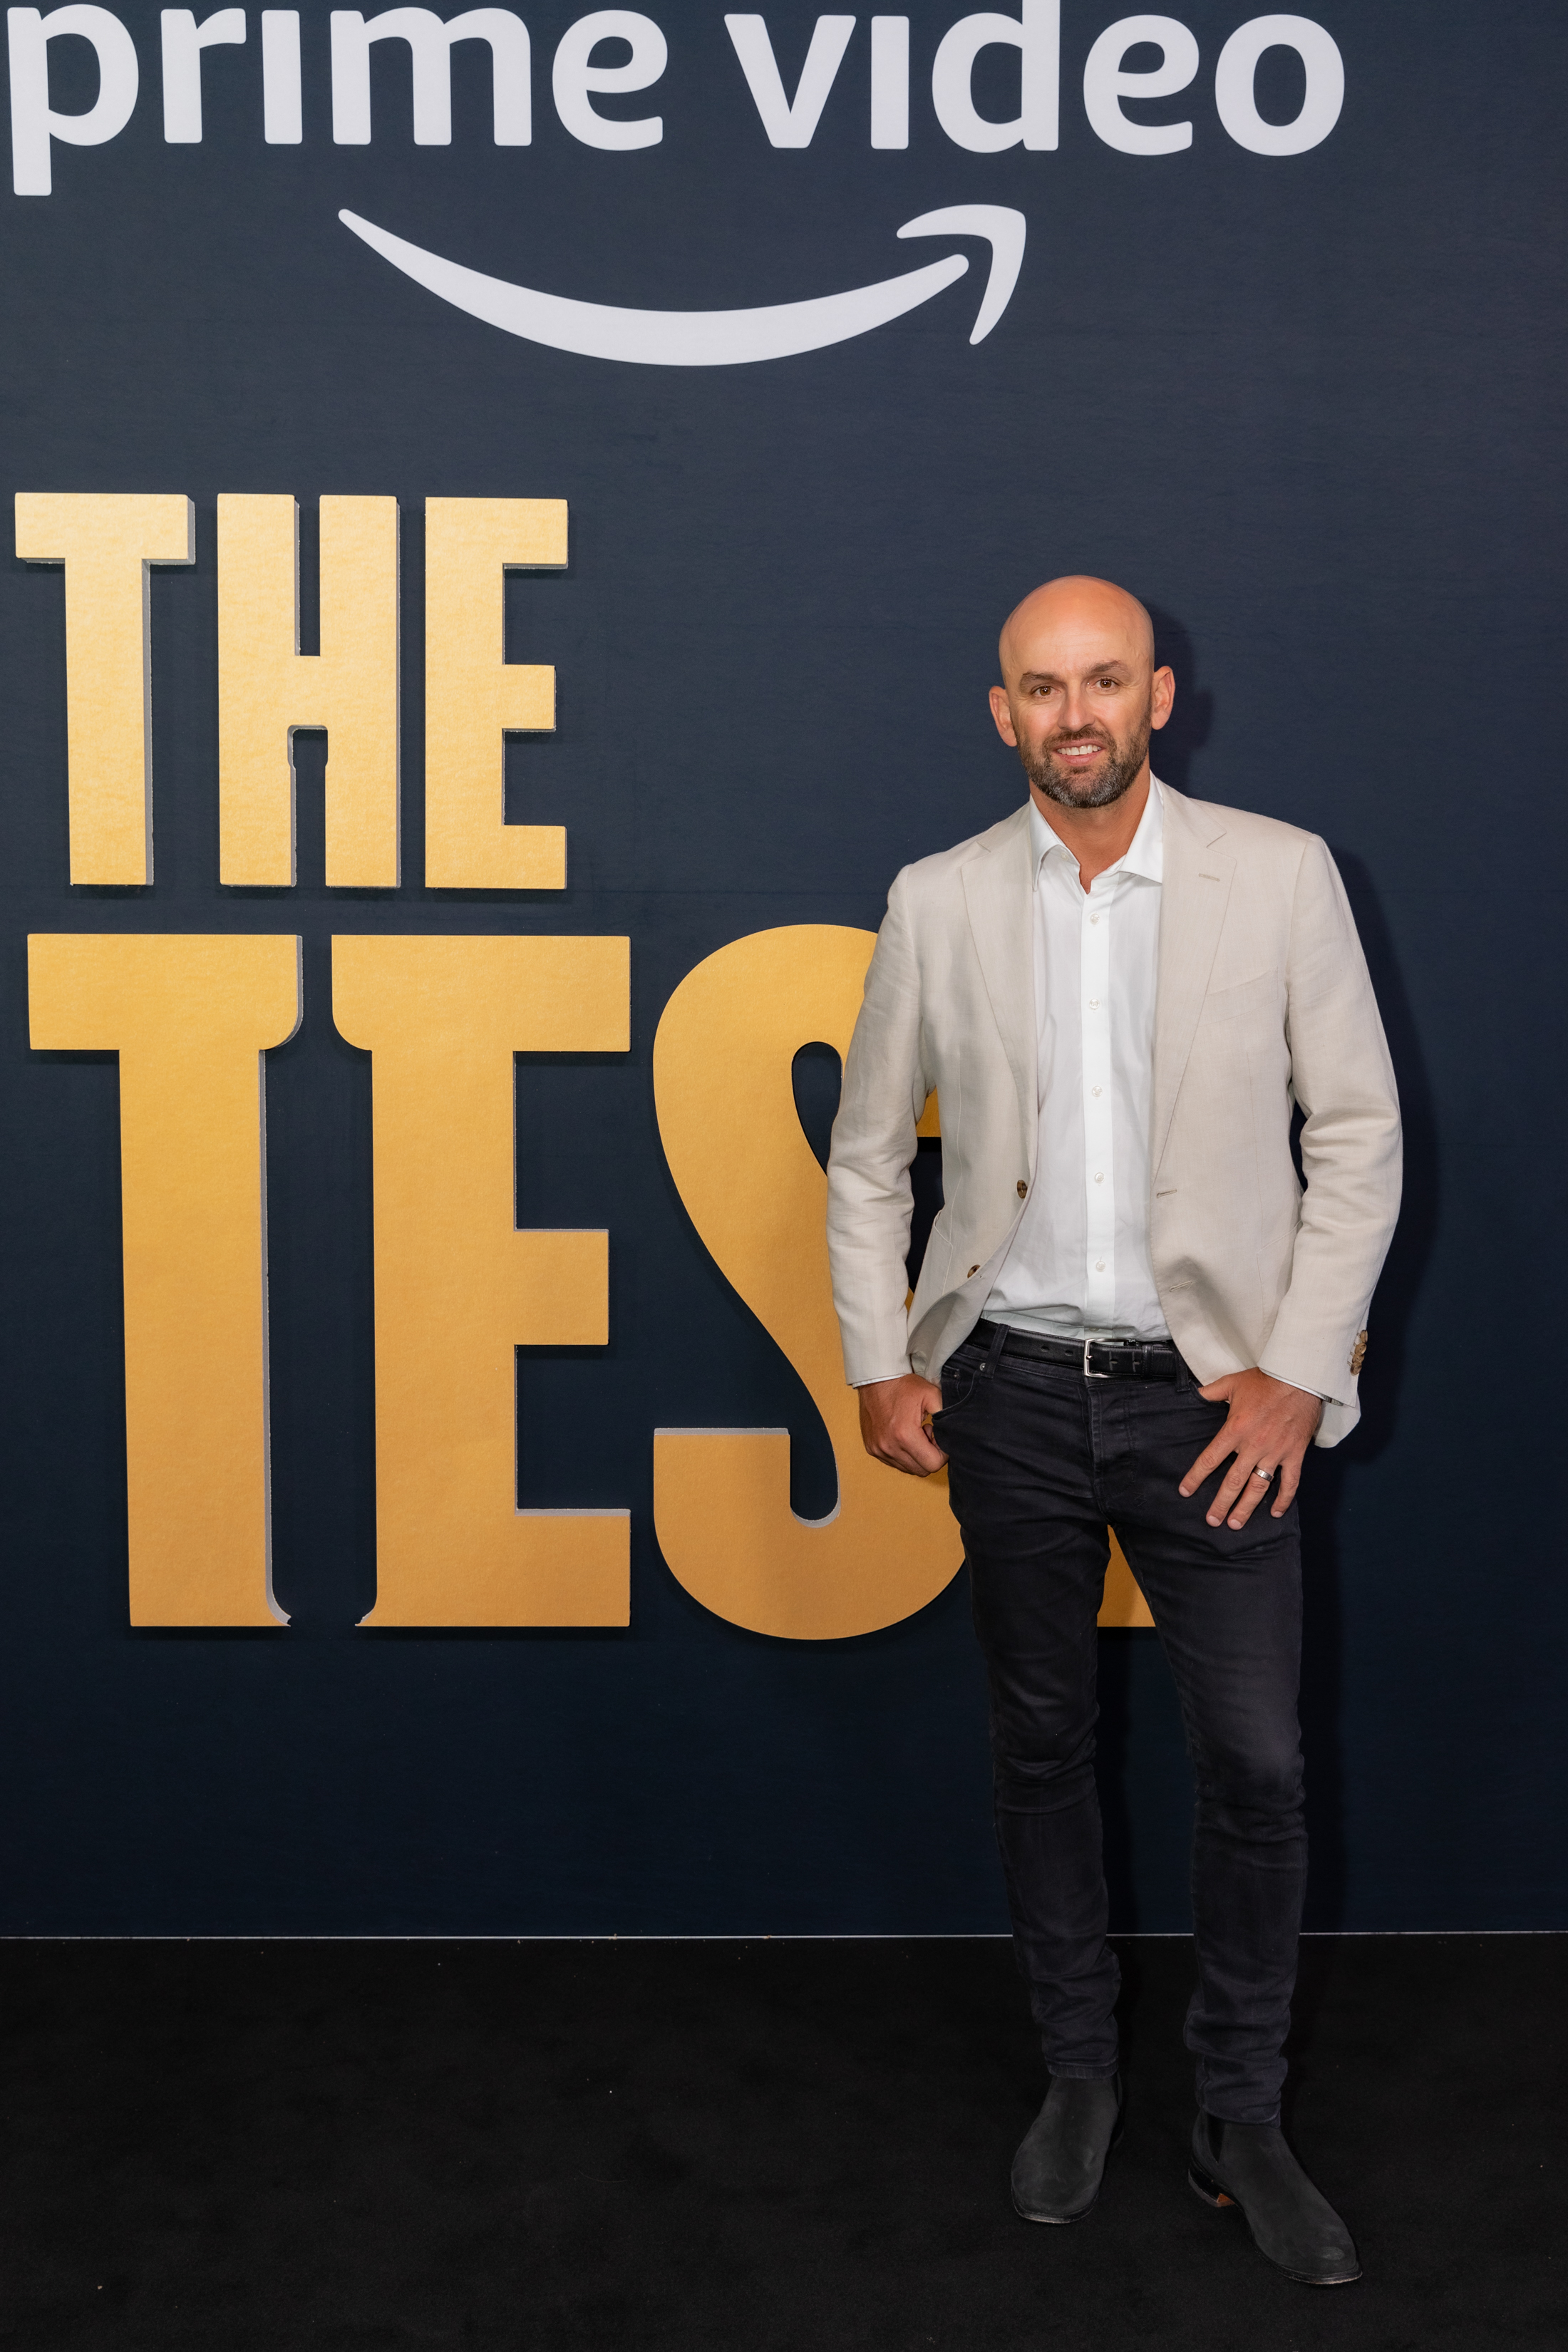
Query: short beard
1021 701 1152 811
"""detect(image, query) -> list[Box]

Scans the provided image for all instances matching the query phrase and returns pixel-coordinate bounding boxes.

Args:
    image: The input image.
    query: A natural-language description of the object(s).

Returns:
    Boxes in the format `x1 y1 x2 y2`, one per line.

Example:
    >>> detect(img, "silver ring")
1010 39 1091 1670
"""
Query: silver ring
1252 1466 1272 1482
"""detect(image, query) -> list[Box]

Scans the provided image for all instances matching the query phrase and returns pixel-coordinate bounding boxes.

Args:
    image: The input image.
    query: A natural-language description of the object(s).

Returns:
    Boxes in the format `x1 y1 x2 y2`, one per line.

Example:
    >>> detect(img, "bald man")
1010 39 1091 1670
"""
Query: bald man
826 578 1401 2285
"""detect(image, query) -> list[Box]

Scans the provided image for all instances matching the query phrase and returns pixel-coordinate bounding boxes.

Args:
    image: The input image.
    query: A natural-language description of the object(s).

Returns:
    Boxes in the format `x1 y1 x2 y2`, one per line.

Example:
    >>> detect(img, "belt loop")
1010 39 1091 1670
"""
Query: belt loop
983 1318 1009 1376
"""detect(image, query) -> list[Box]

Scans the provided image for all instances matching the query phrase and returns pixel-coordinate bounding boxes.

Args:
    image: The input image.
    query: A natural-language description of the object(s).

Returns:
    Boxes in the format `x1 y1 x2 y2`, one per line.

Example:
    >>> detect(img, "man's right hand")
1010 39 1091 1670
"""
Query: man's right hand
858 1373 948 1476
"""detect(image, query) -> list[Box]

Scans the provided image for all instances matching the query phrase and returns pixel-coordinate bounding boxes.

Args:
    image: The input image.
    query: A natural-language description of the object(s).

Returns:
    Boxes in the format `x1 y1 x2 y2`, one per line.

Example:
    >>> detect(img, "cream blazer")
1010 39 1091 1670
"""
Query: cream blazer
826 787 1402 1446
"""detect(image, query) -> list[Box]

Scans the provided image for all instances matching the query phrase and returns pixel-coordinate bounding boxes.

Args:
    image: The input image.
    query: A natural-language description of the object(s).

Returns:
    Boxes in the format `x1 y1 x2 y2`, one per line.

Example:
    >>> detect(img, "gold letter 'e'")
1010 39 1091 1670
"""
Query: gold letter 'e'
28 934 302 1626
217 494 400 887
423 496 567 889
333 934 630 1626
14 492 195 886
652 925 963 1641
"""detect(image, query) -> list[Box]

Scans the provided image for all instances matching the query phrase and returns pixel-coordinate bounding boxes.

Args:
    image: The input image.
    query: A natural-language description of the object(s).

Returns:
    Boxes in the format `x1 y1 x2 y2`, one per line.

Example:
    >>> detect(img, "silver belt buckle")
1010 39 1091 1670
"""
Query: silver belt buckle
1083 1337 1112 1380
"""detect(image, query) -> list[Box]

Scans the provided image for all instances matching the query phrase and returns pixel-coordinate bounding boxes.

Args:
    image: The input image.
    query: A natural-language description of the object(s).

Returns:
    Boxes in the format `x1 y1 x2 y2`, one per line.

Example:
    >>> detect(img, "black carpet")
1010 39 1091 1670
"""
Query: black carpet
0 1935 1560 2348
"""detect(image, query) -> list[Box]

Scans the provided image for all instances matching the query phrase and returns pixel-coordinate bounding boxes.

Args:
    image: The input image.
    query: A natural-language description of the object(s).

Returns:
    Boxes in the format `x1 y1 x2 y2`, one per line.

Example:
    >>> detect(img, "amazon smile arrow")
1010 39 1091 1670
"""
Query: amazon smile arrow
338 205 1026 366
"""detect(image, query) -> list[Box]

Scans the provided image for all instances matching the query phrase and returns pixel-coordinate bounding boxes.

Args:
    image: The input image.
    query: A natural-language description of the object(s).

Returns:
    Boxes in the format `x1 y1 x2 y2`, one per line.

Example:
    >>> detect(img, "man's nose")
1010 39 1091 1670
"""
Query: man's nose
1057 686 1095 733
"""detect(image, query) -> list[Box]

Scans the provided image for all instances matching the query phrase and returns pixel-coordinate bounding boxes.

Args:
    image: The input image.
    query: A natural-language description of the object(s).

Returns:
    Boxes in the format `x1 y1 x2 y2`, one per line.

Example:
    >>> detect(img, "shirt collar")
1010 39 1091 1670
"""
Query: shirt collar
1028 773 1165 884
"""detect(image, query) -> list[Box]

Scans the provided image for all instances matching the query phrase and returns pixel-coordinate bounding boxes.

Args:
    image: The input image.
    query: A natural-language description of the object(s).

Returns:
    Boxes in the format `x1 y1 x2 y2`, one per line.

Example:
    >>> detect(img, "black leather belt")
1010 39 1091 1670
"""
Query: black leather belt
971 1318 1181 1381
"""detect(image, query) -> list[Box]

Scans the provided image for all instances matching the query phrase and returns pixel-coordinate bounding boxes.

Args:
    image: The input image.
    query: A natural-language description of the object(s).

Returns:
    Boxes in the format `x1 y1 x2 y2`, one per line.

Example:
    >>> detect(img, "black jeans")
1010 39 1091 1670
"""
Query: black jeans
934 1326 1307 2125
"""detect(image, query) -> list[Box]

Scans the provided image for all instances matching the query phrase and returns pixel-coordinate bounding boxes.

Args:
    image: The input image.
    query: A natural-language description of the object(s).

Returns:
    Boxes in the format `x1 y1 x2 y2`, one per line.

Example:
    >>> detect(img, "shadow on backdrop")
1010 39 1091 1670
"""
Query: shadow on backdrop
787 742 1434 1956
1294 851 1436 1954
1147 606 1214 795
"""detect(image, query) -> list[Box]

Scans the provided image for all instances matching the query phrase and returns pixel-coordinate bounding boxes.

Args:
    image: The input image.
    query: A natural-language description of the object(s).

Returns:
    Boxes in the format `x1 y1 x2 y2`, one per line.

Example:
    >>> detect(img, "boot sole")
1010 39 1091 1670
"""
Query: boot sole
1013 2117 1125 2226
1187 2162 1363 2287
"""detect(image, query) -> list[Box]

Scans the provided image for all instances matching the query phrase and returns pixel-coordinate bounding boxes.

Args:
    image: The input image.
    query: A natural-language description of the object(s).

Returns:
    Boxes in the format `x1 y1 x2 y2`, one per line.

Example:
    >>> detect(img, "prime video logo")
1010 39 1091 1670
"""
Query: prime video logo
4 5 1346 363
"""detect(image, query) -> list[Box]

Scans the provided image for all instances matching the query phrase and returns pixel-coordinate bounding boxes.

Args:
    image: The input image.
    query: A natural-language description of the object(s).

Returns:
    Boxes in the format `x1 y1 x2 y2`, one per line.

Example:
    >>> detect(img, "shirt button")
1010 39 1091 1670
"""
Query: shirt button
1016 1180 1028 1198
1090 914 1099 925
1088 998 1099 1010
1095 1260 1105 1272
1091 1086 1102 1098
1094 1172 1104 1183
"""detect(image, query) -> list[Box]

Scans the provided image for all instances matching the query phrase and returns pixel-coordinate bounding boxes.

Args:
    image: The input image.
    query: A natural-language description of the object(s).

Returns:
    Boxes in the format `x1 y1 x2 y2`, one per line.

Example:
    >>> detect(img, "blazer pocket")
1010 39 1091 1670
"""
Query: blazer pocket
1198 970 1281 1026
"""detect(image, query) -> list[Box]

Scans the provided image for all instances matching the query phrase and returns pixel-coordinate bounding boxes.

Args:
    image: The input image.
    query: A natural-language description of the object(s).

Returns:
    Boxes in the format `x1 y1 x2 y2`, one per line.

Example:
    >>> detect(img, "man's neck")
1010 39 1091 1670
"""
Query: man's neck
1029 764 1152 892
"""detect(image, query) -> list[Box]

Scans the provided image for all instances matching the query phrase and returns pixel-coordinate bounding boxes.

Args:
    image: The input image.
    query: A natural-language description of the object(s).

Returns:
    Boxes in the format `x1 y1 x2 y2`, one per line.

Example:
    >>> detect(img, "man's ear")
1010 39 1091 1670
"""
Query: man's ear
1150 665 1176 731
989 684 1018 746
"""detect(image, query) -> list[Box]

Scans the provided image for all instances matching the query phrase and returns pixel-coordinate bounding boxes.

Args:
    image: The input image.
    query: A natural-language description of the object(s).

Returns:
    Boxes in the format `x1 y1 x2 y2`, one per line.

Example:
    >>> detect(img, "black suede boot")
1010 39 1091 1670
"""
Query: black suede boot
1011 2075 1123 2224
1189 2113 1361 2284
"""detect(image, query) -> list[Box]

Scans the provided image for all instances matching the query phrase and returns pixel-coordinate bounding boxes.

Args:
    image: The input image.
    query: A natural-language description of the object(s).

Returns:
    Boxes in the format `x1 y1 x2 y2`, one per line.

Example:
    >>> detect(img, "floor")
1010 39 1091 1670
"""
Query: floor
0 1934 1560 2348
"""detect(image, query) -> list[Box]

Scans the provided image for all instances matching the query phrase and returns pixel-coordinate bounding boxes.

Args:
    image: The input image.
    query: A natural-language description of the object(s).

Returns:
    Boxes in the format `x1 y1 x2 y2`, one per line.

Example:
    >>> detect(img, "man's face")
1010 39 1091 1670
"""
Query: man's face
989 607 1173 812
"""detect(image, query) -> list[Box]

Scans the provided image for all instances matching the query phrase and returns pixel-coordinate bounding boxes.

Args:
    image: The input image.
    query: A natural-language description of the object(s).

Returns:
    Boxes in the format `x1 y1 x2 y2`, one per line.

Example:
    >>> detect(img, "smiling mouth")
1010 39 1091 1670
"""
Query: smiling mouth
1053 740 1109 761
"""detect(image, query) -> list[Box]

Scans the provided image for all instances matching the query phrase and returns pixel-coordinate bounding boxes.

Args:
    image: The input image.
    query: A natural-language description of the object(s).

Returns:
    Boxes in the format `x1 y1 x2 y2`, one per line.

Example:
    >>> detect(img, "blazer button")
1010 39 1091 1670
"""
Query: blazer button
967 1264 980 1279
1016 1180 1028 1198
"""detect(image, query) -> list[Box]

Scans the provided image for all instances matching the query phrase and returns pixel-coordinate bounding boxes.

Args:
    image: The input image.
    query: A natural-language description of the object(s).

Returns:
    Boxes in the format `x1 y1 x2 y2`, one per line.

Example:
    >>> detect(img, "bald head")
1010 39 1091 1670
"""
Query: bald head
999 575 1154 684
989 574 1172 817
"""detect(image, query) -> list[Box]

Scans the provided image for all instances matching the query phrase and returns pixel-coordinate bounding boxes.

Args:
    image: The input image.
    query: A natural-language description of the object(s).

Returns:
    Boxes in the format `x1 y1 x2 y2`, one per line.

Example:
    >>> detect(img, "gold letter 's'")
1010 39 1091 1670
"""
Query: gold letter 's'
218 494 399 887
28 934 301 1626
652 925 963 1640
423 497 567 889
14 493 195 886
1100 1533 1153 1627
652 927 1152 1638
333 934 629 1625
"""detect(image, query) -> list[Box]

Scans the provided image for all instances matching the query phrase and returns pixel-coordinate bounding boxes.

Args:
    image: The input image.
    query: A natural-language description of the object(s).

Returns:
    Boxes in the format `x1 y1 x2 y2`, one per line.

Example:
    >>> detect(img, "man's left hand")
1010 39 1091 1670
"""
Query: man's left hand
1178 1368 1324 1528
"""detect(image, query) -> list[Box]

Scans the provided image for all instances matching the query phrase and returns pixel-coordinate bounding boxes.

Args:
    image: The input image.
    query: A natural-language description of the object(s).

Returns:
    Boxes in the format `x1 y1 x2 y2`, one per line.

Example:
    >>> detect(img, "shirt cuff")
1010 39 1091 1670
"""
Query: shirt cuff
1264 1367 1341 1408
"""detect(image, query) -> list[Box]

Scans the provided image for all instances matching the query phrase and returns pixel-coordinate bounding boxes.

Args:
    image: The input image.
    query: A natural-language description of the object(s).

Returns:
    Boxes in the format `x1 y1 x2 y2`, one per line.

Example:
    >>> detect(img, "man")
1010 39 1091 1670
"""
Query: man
825 577 1401 2286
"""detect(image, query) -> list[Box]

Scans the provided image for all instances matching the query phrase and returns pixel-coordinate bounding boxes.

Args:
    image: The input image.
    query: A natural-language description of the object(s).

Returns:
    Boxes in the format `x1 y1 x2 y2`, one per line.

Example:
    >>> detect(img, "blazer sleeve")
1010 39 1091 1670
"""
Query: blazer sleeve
1257 836 1403 1413
825 871 932 1386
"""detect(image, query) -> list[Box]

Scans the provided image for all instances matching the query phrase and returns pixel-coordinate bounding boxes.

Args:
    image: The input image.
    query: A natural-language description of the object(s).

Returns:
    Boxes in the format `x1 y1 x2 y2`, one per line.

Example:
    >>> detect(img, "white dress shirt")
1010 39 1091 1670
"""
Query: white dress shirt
982 777 1171 1343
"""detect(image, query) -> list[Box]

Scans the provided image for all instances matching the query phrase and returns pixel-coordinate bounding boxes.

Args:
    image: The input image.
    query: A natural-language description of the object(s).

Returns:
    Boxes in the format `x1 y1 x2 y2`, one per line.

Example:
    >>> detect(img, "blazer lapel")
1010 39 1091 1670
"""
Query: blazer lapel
1152 788 1235 1175
961 804 1036 1145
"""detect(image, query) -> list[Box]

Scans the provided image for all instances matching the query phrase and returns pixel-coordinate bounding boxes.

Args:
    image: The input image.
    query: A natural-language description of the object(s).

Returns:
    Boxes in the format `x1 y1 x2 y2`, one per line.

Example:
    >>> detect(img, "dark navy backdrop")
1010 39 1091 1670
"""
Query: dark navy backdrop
0 1 1562 1932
